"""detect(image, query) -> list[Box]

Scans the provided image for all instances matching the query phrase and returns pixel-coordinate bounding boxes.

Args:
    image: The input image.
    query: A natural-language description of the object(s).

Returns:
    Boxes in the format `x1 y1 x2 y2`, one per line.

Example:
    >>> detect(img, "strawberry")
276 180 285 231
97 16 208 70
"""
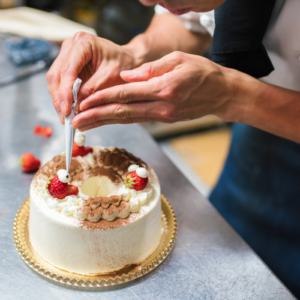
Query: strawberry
46 175 79 199
124 170 148 191
33 125 41 134
66 185 79 196
19 153 41 172
46 176 67 199
40 126 52 137
72 142 93 157
33 125 52 137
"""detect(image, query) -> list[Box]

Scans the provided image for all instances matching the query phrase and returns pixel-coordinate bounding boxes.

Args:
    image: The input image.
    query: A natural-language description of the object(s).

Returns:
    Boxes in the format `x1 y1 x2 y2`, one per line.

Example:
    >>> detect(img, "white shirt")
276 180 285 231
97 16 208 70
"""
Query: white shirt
155 0 300 92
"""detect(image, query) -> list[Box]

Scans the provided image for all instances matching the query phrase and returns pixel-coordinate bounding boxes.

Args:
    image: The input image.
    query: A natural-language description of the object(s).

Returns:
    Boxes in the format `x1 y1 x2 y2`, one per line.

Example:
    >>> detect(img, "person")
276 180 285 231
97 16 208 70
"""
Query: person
47 0 300 297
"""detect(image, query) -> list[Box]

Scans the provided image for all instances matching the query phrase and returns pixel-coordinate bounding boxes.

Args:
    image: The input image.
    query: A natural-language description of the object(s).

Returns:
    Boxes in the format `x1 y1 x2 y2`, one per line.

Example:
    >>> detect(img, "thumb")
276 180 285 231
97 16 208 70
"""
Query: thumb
120 56 177 82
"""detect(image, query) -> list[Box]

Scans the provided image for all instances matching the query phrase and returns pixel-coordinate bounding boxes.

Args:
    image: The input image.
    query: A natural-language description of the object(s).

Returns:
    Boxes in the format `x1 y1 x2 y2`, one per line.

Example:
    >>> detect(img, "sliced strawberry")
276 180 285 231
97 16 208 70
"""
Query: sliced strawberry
19 153 41 172
40 126 53 137
33 125 53 137
66 185 79 196
72 142 93 157
33 125 41 134
46 175 79 199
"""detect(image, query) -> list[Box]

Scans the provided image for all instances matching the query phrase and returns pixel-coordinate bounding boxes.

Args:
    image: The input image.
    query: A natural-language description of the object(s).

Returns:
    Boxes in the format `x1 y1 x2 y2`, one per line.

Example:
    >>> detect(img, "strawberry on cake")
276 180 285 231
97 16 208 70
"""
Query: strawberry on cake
29 131 162 275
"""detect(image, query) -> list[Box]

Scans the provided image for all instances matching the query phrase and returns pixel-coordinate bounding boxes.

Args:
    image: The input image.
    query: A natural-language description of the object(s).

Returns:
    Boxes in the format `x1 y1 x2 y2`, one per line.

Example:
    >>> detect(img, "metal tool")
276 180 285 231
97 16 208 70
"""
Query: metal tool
65 78 82 176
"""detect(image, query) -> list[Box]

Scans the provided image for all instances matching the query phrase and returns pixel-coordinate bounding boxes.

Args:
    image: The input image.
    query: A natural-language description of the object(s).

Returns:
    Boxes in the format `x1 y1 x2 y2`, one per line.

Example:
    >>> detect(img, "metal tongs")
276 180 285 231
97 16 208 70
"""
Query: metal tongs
65 78 82 176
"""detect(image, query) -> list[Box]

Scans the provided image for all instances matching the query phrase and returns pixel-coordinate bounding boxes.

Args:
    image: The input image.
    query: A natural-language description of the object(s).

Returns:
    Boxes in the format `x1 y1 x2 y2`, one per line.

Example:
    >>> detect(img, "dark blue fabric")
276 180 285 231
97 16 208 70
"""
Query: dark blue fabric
210 123 300 298
212 0 276 78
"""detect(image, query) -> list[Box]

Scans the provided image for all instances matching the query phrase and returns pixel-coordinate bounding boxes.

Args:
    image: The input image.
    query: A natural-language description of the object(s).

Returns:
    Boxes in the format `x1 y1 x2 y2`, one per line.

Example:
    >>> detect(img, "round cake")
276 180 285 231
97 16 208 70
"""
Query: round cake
29 133 162 275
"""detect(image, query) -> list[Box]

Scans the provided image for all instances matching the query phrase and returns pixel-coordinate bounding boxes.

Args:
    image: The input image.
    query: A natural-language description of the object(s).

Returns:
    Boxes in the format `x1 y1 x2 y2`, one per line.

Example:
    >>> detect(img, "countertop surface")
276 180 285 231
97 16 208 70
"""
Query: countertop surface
0 71 295 300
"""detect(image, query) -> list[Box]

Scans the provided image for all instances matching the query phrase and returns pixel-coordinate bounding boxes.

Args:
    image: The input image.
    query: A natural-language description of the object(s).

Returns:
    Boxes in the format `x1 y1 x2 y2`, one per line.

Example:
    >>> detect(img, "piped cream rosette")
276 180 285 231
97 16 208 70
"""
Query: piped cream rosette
36 164 153 222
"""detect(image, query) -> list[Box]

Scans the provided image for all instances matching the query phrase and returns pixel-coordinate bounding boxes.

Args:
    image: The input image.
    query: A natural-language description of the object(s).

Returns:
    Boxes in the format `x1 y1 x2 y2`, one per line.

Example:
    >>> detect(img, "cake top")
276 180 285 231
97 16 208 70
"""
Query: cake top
31 132 158 230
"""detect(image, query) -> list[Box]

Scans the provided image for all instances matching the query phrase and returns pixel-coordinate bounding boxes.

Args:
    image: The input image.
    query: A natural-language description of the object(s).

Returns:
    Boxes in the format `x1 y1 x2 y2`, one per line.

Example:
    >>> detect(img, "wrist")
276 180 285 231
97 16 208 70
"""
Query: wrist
216 67 262 123
121 34 151 69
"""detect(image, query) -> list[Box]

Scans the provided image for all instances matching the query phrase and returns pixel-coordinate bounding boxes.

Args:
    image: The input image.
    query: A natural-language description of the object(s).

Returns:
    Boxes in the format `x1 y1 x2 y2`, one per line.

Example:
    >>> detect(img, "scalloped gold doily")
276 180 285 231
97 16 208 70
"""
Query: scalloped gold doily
13 195 177 289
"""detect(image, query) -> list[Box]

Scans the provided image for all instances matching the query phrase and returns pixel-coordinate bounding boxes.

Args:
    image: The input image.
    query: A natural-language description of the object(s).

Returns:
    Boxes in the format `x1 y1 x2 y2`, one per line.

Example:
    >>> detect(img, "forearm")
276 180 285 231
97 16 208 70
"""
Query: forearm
222 69 300 143
122 14 212 67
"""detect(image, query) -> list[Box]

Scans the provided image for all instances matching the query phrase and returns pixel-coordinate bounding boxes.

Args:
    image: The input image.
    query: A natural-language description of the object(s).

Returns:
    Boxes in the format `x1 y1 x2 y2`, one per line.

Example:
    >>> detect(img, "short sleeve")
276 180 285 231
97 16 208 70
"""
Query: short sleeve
154 5 215 36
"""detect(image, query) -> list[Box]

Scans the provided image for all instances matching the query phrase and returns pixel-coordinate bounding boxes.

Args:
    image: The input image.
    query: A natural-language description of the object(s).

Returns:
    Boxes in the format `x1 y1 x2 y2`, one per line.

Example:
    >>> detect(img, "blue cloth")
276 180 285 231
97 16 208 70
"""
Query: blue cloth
210 123 300 298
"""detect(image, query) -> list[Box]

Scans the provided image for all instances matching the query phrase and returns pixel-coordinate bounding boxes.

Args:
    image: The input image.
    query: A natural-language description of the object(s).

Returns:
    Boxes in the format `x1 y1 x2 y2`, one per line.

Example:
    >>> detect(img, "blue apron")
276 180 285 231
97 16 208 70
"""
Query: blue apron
210 123 300 298
210 0 300 297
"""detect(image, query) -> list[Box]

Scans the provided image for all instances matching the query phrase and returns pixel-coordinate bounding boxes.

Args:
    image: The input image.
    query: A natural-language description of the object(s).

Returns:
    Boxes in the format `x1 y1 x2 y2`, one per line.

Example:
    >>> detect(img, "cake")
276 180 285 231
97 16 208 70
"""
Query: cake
29 132 162 275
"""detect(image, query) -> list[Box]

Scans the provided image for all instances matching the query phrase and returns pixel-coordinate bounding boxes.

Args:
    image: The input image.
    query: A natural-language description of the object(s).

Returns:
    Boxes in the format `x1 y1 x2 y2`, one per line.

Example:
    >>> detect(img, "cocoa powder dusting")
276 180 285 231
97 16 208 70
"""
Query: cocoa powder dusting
74 211 144 230
71 167 122 184
104 151 113 167
87 206 103 218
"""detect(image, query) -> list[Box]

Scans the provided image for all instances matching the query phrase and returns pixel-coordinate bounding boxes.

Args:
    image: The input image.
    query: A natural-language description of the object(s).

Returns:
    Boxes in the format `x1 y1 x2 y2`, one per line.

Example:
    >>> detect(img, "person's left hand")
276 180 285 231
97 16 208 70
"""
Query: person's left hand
72 51 237 131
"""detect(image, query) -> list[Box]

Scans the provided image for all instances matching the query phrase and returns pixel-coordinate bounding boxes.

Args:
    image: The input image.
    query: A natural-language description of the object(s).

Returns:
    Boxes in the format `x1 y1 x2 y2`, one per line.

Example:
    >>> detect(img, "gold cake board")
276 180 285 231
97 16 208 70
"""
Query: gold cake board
13 195 177 289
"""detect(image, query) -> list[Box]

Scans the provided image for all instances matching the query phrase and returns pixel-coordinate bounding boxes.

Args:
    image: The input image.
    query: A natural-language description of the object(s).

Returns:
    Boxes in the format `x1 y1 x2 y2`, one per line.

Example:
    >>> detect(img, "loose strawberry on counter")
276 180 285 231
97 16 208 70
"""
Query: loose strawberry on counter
46 175 79 199
33 125 53 137
19 153 41 172
124 165 149 191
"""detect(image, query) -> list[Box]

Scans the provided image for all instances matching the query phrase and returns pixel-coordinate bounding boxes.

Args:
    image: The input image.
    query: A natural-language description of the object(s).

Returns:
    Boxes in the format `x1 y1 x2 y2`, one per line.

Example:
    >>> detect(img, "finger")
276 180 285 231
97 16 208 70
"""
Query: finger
120 52 183 82
58 32 96 116
73 101 160 129
47 39 73 121
77 60 129 104
78 117 167 131
79 81 160 111
77 69 117 103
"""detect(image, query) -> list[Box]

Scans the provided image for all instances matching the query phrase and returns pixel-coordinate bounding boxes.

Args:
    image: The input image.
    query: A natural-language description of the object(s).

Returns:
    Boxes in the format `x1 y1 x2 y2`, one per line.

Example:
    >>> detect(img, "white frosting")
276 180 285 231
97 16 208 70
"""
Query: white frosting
73 207 90 220
35 173 154 221
29 156 161 275
128 164 139 172
74 131 85 146
136 167 148 178
34 150 155 221
57 169 70 183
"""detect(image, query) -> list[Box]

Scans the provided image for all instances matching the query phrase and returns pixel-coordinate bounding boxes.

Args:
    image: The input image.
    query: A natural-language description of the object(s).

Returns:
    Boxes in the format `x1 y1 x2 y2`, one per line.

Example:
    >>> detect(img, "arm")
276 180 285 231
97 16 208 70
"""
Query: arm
74 51 300 144
224 71 300 143
46 13 211 122
122 13 212 64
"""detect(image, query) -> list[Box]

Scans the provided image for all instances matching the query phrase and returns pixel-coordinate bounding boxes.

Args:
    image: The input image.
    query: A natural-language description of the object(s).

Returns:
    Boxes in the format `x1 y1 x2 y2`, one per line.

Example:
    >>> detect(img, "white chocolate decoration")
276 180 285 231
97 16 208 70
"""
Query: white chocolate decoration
74 131 86 146
128 164 139 172
136 167 148 178
57 169 70 183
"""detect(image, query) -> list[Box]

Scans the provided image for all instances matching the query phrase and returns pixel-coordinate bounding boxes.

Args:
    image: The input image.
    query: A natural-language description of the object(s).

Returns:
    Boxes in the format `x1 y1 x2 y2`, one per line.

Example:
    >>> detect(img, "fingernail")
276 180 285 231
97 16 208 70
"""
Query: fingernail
61 102 66 115
121 70 136 78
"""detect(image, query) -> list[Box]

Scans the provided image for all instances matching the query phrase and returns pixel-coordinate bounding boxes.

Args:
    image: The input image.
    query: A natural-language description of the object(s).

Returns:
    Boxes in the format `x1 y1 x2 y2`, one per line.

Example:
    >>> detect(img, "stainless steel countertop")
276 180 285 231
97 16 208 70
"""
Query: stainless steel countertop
0 71 295 300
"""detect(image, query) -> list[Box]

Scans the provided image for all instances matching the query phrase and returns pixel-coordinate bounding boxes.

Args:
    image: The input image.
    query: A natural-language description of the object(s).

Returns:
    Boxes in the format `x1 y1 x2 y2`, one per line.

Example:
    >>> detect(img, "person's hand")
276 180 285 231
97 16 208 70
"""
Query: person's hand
46 32 140 124
72 51 237 131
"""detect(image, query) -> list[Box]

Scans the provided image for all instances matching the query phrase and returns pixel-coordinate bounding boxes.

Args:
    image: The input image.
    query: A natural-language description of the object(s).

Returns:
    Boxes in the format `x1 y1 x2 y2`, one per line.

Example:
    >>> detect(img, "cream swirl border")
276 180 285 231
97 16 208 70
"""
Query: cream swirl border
36 174 153 222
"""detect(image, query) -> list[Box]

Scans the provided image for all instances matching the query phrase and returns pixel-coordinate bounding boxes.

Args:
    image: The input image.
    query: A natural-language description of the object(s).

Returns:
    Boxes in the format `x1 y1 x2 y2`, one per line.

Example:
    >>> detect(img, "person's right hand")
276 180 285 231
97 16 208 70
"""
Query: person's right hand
46 32 139 124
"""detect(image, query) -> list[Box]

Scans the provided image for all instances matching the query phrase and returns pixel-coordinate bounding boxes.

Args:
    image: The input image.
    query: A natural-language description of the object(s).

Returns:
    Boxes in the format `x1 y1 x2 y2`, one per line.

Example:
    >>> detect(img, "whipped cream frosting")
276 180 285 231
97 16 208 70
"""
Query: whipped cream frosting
74 130 85 146
36 174 153 222
136 167 148 178
128 164 139 172
57 169 70 183
35 148 153 222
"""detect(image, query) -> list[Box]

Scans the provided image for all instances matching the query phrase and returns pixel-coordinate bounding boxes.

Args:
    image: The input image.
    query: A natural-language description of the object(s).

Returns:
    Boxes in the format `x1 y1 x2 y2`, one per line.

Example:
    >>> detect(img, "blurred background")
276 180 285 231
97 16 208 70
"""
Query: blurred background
0 0 231 197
